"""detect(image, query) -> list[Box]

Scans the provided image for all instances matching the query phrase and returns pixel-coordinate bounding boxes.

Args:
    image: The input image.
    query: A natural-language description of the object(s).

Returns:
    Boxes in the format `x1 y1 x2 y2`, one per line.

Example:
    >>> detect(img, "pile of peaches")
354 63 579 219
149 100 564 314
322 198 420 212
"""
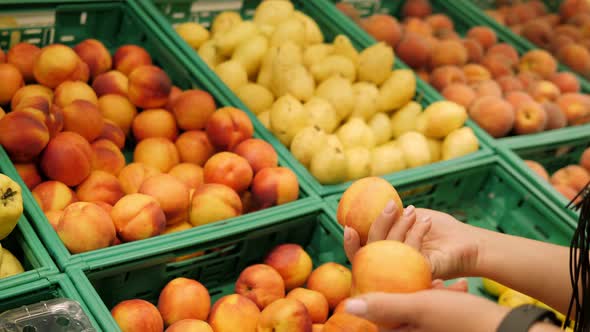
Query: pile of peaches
337 0 590 138
110 243 364 332
485 0 590 80
0 39 298 254
525 147 590 203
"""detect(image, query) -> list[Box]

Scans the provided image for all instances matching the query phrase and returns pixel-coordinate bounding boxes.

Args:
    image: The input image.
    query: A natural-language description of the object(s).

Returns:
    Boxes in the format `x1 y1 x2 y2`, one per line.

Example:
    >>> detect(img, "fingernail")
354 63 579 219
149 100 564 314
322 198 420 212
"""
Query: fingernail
403 205 415 216
420 216 431 223
384 200 395 214
344 227 351 241
345 299 368 315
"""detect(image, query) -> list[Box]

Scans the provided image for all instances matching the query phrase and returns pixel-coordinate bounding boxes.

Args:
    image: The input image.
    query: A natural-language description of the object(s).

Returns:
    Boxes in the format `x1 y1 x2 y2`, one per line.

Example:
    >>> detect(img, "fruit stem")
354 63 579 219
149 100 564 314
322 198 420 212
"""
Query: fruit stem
1 187 17 201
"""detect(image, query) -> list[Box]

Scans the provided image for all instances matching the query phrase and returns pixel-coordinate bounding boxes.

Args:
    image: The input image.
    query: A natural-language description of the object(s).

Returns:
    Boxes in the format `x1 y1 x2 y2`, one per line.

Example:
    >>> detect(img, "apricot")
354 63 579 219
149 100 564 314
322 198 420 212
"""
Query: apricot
11 84 53 111
188 183 242 227
0 63 24 105
111 299 163 332
463 38 484 63
521 20 552 49
98 94 137 135
203 152 253 193
132 109 178 141
395 32 431 69
430 65 466 91
133 137 180 172
168 163 204 190
463 64 492 84
32 181 78 212
466 26 497 50
402 0 432 18
307 263 352 310
497 75 524 94
235 264 286 309
113 45 153 76
33 44 81 88
6 42 40 82
92 70 129 97
111 193 166 242
206 107 254 151
0 109 50 162
128 65 172 109
233 138 278 174
472 80 502 98
558 44 590 76
171 89 216 131
524 160 549 181
91 139 126 176
581 147 590 172
557 93 590 125
519 50 558 79
542 102 567 130
429 40 468 69
56 202 116 253
175 131 216 166
513 101 548 135
442 83 476 108
469 96 515 138
251 167 299 208
550 72 580 93
360 14 402 48
118 163 161 195
287 288 329 324
62 100 104 142
208 294 260 332
139 173 190 225
551 165 590 192
73 39 112 79
480 54 514 78
487 43 519 66
323 313 378 332
265 243 313 291
528 80 560 103
76 170 125 205
97 119 126 149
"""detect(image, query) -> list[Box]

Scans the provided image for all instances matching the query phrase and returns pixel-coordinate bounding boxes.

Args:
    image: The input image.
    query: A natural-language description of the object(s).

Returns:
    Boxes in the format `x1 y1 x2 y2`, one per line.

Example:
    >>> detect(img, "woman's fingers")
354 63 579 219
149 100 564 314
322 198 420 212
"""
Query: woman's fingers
404 216 432 251
387 205 417 242
344 226 361 262
367 200 399 243
345 293 418 328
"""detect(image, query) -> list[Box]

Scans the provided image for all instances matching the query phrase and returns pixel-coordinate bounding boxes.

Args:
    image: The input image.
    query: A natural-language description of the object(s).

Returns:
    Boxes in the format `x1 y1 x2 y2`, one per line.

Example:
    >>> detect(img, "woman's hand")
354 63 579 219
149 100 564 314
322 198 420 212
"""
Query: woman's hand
343 200 485 280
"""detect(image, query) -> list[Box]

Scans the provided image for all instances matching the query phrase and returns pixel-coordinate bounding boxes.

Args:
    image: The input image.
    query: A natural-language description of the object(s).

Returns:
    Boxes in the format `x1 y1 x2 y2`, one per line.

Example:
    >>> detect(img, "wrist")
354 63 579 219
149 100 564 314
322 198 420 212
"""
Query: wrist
471 228 508 278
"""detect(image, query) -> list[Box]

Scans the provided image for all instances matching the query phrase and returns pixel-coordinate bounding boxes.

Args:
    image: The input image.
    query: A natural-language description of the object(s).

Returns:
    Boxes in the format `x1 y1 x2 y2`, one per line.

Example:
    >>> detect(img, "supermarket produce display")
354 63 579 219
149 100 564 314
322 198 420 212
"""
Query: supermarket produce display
0 0 588 331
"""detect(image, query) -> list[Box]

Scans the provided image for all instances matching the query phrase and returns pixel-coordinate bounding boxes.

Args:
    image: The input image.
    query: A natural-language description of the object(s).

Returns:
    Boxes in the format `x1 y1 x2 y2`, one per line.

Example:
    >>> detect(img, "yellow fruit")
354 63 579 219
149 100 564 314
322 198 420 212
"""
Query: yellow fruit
498 289 536 308
175 22 210 49
0 173 23 240
0 247 24 279
481 278 509 297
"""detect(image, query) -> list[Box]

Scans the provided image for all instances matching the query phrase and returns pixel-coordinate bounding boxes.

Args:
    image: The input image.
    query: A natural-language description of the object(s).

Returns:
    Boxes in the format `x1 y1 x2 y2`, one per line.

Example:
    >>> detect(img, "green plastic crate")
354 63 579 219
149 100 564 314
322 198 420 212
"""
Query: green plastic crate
68 155 575 332
0 209 58 290
0 274 100 331
498 125 590 221
136 0 495 197
326 0 590 150
0 0 319 271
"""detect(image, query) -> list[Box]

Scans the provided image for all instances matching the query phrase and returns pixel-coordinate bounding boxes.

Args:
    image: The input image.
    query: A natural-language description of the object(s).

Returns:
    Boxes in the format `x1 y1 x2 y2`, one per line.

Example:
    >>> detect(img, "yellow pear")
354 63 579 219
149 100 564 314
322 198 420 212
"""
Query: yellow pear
257 110 271 129
175 22 210 50
315 76 355 119
233 34 269 77
211 11 242 37
397 131 432 168
293 11 324 45
215 60 248 92
270 18 305 47
417 101 468 139
214 21 259 57
326 134 344 150
344 147 372 181
350 82 379 120
305 97 340 134
427 138 442 163
310 146 348 185
270 95 309 146
0 248 24 279
370 144 407 176
377 69 416 112
0 173 22 240
254 0 295 27
273 64 315 102
198 40 223 68
337 118 376 149
303 44 334 69
236 83 275 115
310 55 356 83
290 126 328 167
442 127 479 161
390 101 422 138
332 35 359 65
368 112 392 145
358 42 395 85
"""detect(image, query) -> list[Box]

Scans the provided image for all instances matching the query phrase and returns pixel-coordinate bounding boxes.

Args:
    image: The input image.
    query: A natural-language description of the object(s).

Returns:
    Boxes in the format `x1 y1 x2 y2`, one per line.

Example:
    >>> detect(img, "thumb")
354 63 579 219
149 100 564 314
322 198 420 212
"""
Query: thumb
344 292 420 328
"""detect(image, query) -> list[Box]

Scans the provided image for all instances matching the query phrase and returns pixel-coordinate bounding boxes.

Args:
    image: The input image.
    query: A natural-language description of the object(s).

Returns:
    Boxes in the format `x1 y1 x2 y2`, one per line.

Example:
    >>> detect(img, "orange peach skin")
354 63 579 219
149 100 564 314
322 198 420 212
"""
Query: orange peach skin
165 86 183 112
175 131 215 166
256 298 312 332
32 181 78 212
118 163 161 195
33 44 80 88
189 183 242 227
41 131 93 186
6 42 41 82
203 152 253 193
62 100 104 142
166 320 213 332
0 109 49 163
97 119 126 150
15 163 42 190
138 173 190 225
133 137 180 173
111 193 166 242
550 165 590 192
113 45 153 76
468 96 515 138
235 264 286 310
132 108 178 141
0 63 24 104
11 84 53 110
76 170 125 206
91 139 126 176
251 167 299 208
56 202 116 253
92 70 129 97
233 138 279 174
45 210 63 230
337 177 403 245
73 39 112 79
205 107 254 151
111 299 164 332
171 89 216 131
264 243 313 291
54 81 98 108
286 288 329 324
158 277 211 326
581 147 590 172
524 160 550 181
168 163 204 190
306 262 352 310
128 65 172 109
322 313 378 332
208 294 260 332
98 94 137 135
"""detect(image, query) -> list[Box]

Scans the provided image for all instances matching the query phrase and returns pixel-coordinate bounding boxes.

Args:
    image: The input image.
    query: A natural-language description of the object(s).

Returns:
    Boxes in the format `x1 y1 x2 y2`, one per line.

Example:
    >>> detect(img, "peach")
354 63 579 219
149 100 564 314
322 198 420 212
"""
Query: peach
466 26 497 50
32 181 78 212
542 102 567 130
98 94 137 135
557 93 590 125
128 65 172 109
524 160 549 181
395 32 432 69
90 139 126 175
56 202 116 253
463 64 491 84
528 80 561 103
497 75 524 94
430 65 466 91
45 210 63 230
205 107 254 151
337 177 403 245
480 54 514 78
0 110 49 162
111 299 164 332
568 12 590 26
33 44 80 88
162 221 192 235
76 170 125 205
40 132 93 186
336 3 361 23
506 91 535 110
54 81 98 107
469 96 515 138
11 84 53 110
166 320 213 332
360 14 402 48
169 89 216 131
560 0 590 22
47 105 65 138
94 201 113 214
15 163 42 190
240 190 260 214
472 79 502 98
92 70 129 97
263 243 312 291
487 43 519 66
555 25 582 41
521 20 552 49
402 0 432 18
550 72 580 93
0 63 24 105
554 184 579 202
581 147 590 172
164 86 182 112
307 263 351 310
235 264 286 309
251 167 299 208
73 39 112 79
189 183 241 226
132 109 178 141
322 313 378 332
517 71 541 90
111 193 166 242
203 152 253 193
429 40 468 69
133 137 180 172
312 324 323 332
97 119 126 149
403 17 433 37
558 44 590 76
519 50 558 79
426 14 454 32
257 298 312 332
13 95 50 114
6 42 40 82
550 35 575 52
139 173 190 225
62 100 104 142
168 163 203 190
286 288 329 324
551 165 590 192
175 131 215 166
208 294 260 332
158 277 210 326
233 138 279 174
118 163 161 194
113 45 153 76
463 38 484 63
442 83 476 108
514 101 547 135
